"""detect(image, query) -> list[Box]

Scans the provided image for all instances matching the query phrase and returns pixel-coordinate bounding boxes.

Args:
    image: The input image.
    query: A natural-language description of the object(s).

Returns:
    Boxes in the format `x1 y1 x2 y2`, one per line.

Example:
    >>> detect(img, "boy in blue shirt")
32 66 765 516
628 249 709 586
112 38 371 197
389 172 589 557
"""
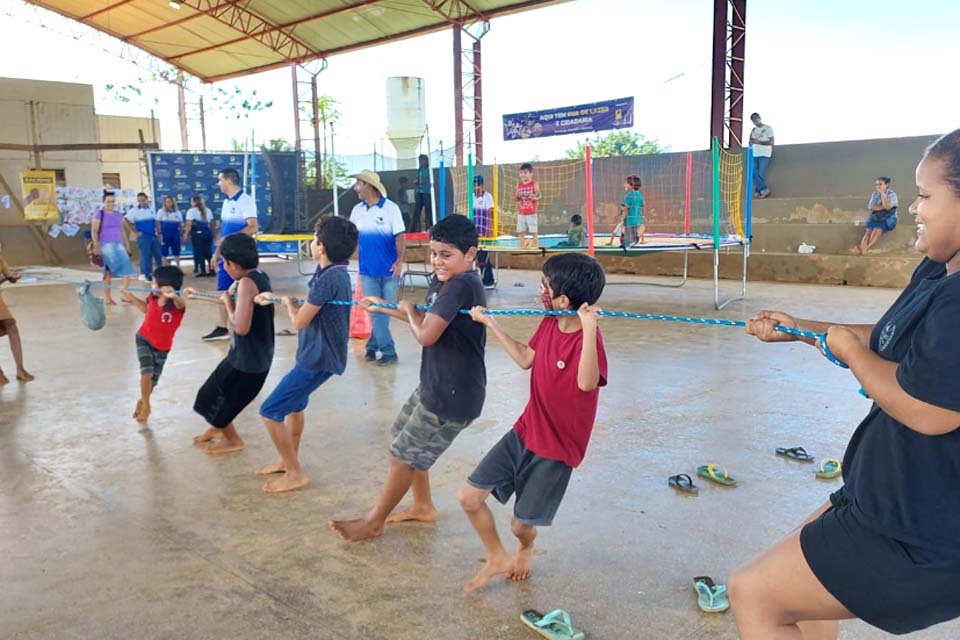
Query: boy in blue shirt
619 175 645 246
254 216 359 493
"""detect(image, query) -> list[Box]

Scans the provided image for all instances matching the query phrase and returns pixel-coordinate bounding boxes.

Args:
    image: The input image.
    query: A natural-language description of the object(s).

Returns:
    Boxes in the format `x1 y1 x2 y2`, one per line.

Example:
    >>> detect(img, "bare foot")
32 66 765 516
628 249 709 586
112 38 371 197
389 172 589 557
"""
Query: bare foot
105 298 117 306
386 504 438 524
255 458 286 476
464 552 514 593
193 428 224 444
507 543 535 581
204 438 245 455
136 403 151 423
133 400 142 419
16 371 34 382
329 518 384 542
0 373 9 385
263 471 308 493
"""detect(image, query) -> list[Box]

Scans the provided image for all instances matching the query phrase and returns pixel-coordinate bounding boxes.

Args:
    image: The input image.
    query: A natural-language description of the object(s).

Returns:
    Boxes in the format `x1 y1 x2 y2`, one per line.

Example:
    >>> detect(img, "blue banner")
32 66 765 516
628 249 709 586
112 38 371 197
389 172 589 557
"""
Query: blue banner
503 97 634 141
148 151 299 232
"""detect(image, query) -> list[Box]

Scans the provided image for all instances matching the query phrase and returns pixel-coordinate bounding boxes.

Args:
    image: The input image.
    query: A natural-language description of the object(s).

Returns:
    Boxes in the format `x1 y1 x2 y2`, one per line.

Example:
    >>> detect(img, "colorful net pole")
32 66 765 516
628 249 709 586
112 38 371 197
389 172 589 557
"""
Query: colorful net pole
585 145 595 257
744 146 754 241
684 152 693 235
466 143 474 220
711 137 721 248
492 161 499 237
438 142 446 221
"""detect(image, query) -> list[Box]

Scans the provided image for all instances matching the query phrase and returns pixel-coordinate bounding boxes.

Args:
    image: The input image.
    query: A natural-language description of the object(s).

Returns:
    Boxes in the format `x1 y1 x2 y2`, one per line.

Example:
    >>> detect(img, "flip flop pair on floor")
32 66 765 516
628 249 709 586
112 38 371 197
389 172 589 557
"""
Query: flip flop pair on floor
668 464 736 495
776 446 842 479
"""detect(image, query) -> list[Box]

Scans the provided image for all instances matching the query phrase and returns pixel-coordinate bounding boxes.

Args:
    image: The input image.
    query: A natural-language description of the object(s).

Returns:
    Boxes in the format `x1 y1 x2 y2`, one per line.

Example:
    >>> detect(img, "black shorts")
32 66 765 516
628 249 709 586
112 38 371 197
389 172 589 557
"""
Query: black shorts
467 429 572 526
801 488 960 635
136 334 169 387
193 359 269 429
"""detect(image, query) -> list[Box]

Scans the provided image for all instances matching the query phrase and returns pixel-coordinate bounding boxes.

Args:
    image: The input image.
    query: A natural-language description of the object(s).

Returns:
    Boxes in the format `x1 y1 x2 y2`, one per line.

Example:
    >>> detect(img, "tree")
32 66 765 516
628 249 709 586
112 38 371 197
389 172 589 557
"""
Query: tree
229 138 247 152
209 86 273 120
263 138 292 152
564 131 667 159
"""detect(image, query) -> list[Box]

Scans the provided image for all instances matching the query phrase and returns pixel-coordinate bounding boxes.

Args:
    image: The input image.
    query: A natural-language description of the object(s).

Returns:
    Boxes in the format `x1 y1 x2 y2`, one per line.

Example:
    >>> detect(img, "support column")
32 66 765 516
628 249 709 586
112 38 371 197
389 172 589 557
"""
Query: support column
177 71 189 151
453 25 464 166
709 0 727 147
728 0 747 147
473 39 483 164
311 75 321 189
291 65 302 153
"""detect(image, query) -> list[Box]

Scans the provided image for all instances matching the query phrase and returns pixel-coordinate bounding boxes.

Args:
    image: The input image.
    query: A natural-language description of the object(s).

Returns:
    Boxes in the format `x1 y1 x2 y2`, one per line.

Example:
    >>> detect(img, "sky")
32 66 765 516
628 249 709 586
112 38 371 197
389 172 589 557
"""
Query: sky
0 0 958 164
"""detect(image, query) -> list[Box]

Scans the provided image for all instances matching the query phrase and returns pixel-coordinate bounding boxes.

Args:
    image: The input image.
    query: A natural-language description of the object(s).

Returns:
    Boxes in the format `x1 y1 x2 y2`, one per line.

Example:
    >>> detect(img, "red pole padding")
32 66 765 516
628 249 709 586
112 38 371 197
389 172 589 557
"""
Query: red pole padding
585 145 595 257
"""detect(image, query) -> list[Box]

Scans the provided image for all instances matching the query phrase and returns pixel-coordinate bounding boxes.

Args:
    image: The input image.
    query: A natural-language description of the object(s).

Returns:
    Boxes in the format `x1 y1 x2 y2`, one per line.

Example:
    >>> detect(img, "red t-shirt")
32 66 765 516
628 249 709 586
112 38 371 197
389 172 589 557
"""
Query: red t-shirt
513 317 608 468
137 293 185 351
517 180 538 215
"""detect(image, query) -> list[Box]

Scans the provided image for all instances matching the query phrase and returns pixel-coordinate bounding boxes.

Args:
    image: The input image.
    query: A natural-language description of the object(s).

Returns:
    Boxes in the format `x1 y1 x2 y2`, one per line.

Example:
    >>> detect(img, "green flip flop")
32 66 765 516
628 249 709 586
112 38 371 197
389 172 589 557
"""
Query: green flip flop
693 576 730 613
521 609 585 640
696 464 737 486
816 458 842 479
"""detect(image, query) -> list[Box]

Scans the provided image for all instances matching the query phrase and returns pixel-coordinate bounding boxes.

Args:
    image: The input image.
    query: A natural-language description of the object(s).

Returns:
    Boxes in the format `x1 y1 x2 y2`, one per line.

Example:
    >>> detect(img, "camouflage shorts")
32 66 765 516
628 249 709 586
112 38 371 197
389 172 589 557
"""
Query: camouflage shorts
390 388 473 470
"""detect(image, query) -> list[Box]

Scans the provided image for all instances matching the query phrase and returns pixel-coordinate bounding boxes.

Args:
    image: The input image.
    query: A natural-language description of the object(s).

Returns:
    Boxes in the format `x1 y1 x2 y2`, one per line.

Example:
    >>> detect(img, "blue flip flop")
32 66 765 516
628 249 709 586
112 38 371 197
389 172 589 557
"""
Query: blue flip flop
521 609 585 640
693 576 730 613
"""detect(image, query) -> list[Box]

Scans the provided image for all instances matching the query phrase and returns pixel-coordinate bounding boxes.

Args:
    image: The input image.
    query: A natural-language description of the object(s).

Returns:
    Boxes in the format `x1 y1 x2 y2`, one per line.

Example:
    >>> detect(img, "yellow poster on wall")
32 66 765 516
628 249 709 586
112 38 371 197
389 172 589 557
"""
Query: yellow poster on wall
20 170 59 221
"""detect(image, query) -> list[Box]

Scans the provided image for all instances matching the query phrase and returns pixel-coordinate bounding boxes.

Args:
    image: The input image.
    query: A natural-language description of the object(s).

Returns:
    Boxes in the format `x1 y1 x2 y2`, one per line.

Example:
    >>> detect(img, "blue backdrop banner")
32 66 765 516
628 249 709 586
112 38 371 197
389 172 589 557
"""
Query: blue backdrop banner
502 97 634 141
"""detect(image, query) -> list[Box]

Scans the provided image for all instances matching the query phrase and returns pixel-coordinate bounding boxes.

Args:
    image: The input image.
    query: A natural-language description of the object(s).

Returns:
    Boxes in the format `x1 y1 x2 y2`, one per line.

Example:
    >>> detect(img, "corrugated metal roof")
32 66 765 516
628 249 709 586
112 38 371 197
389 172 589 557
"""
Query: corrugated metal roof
24 0 569 82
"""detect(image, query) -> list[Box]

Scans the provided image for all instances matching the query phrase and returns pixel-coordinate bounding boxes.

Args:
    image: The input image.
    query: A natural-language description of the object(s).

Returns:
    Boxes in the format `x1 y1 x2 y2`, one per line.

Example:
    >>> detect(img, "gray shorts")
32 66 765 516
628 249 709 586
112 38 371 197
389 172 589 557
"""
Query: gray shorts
467 429 572 526
136 334 169 387
516 214 538 234
390 388 473 470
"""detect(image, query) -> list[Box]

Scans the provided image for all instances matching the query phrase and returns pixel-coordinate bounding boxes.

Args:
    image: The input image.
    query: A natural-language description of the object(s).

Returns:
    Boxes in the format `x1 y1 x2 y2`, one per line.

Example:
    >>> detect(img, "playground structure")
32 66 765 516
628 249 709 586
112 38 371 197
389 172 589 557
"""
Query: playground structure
419 137 752 309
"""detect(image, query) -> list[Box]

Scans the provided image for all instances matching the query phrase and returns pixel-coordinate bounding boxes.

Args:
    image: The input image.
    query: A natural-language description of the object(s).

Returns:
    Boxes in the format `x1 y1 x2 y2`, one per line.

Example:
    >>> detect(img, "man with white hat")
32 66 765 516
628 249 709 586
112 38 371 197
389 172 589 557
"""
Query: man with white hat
349 170 406 365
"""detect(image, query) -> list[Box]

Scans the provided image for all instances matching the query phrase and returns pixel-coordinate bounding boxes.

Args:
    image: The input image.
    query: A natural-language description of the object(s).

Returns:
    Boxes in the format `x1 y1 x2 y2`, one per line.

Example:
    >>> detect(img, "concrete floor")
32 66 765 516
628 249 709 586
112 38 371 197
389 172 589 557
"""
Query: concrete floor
1 261 956 640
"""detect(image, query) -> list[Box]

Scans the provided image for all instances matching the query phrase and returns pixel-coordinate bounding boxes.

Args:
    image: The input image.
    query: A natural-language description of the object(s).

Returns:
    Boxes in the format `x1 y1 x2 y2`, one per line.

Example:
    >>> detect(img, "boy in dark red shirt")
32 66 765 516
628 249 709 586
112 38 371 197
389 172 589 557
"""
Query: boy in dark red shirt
462 253 607 592
122 265 186 422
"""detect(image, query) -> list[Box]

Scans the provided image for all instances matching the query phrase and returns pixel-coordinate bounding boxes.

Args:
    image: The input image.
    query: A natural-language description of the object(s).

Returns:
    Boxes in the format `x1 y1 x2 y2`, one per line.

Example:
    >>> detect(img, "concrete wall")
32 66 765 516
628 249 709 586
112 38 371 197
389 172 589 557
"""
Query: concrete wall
98 114 161 193
0 78 105 265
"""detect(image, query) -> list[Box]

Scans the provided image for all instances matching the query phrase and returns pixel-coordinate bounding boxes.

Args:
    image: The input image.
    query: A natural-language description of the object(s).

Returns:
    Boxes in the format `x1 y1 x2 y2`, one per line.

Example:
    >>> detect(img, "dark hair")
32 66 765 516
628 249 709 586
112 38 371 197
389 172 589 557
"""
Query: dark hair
570 214 583 225
626 175 642 190
153 265 184 290
220 168 241 186
315 215 359 263
474 175 484 185
418 154 429 167
102 190 115 201
136 192 148 199
876 176 892 184
429 214 478 253
220 233 259 269
542 253 605 308
924 130 960 198
191 194 208 221
520 162 534 172
750 112 760 119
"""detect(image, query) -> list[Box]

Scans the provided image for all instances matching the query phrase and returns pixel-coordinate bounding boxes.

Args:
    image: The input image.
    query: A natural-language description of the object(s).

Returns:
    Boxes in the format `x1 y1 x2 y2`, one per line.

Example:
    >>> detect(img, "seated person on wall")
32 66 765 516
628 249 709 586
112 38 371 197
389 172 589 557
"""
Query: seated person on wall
854 176 898 255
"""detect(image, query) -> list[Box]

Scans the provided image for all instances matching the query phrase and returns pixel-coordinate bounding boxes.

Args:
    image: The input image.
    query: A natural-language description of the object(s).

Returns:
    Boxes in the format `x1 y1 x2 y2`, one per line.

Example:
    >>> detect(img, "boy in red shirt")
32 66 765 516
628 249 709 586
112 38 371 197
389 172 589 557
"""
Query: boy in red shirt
122 265 186 422
515 162 541 248
462 253 607 592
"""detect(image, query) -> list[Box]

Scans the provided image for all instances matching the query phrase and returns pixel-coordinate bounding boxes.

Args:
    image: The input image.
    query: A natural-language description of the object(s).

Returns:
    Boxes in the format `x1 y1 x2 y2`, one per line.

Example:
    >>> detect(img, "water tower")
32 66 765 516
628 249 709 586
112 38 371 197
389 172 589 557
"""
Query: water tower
386 77 426 170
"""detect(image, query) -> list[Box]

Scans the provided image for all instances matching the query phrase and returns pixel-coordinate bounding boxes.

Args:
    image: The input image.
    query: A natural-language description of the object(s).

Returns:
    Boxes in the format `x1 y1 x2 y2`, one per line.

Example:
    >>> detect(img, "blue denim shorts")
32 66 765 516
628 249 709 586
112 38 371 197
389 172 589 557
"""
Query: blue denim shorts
100 242 137 277
216 258 234 291
259 363 334 422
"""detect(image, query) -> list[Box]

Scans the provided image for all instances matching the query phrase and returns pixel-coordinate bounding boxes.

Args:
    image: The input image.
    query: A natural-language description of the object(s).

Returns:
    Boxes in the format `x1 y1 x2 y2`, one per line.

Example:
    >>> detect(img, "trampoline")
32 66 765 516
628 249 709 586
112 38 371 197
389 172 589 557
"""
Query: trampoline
478 232 749 309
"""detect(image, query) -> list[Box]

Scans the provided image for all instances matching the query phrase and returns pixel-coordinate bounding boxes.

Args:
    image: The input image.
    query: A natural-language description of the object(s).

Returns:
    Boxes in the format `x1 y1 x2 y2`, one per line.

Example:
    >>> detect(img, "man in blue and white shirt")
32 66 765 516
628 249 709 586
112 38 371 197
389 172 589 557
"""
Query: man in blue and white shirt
201 168 259 341
349 170 406 365
126 192 163 281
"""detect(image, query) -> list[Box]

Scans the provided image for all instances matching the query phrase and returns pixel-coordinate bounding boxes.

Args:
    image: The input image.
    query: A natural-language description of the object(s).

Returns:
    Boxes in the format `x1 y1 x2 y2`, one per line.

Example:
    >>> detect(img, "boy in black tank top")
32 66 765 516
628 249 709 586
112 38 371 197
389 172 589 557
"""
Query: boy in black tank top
185 234 275 454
